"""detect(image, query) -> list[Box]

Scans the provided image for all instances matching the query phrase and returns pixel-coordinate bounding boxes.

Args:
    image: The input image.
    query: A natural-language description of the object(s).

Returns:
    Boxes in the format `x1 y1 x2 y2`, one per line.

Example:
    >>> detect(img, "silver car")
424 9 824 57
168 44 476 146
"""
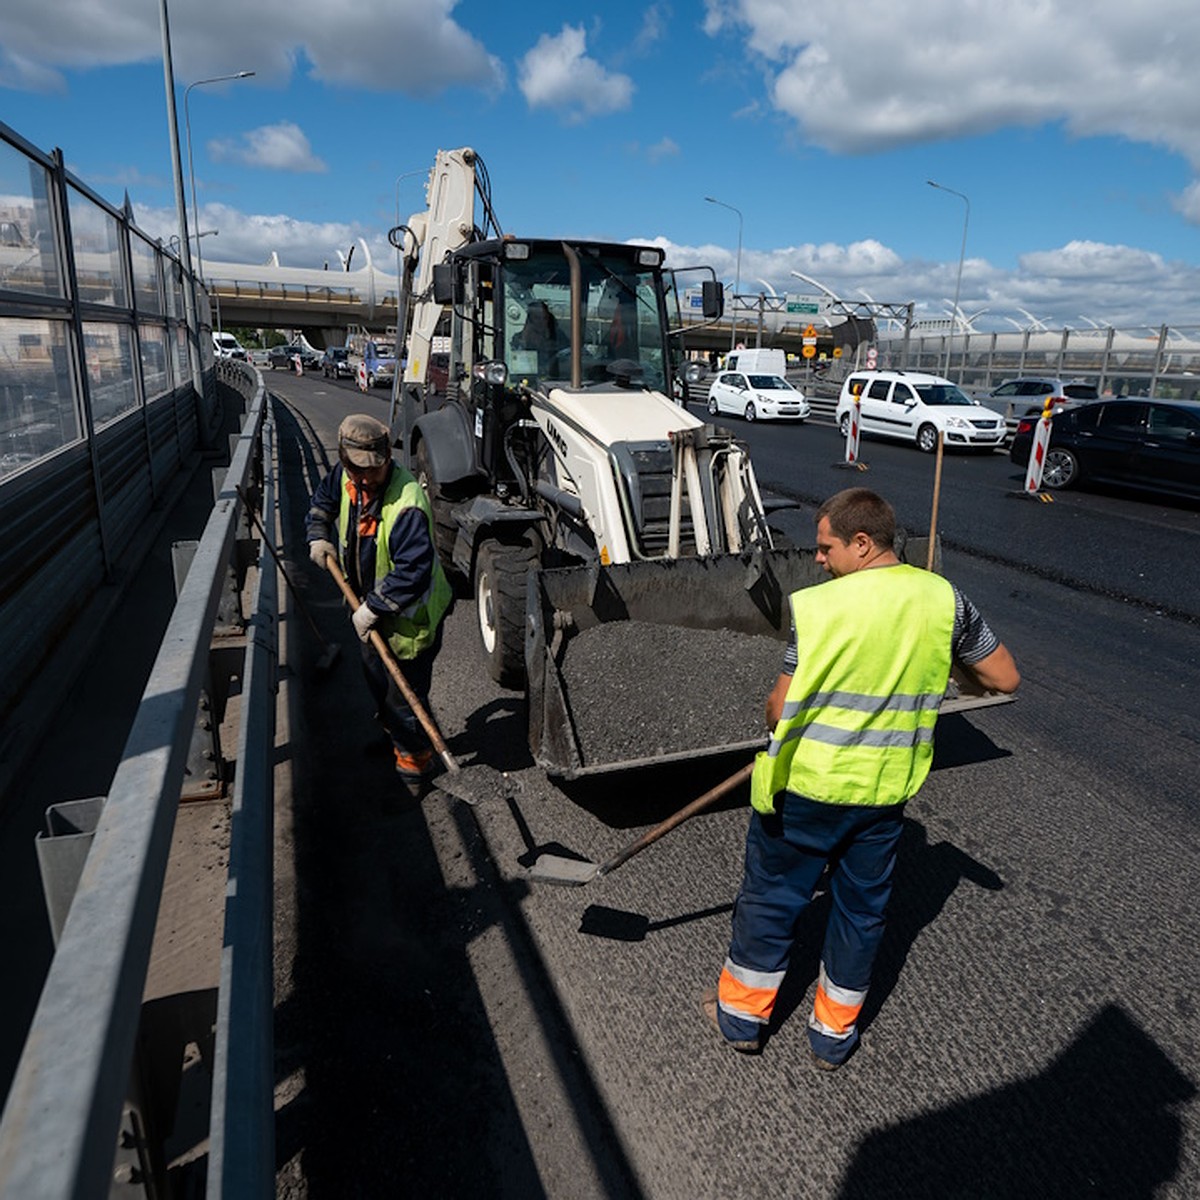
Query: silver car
984 377 1100 415
706 371 810 422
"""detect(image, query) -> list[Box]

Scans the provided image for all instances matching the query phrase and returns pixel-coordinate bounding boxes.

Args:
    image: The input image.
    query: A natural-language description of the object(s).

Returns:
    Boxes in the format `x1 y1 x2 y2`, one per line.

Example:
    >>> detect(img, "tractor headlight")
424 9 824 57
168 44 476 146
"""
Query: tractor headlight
473 360 508 386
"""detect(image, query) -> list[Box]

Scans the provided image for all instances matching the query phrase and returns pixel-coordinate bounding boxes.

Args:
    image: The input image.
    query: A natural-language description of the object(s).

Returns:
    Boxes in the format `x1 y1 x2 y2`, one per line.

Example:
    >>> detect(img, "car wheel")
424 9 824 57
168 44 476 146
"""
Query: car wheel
838 412 850 437
707 395 719 415
916 423 939 453
1042 447 1080 489
744 402 757 422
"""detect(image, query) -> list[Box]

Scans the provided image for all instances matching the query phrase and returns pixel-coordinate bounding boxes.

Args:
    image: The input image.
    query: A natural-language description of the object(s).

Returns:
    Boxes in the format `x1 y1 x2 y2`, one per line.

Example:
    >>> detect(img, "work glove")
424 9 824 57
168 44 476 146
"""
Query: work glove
352 602 379 642
309 538 336 569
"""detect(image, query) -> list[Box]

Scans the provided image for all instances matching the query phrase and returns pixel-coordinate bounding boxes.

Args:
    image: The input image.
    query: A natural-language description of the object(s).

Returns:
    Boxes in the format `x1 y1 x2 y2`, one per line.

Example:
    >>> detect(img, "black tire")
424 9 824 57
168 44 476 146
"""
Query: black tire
1042 447 1080 489
414 439 458 568
475 537 539 688
744 402 757 422
916 423 939 453
839 411 850 437
707 396 719 416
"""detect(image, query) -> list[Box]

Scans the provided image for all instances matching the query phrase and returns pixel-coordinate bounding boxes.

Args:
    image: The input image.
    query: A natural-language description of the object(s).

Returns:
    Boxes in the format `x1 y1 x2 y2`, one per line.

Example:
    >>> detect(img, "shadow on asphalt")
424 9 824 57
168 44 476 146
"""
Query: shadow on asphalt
767 819 1005 1045
837 1003 1196 1198
931 711 1014 771
271 397 645 1198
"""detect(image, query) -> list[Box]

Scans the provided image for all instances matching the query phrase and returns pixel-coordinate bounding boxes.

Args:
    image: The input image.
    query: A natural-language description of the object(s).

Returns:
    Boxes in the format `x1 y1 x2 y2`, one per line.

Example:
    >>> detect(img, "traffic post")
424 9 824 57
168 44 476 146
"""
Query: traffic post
1014 397 1056 502
357 361 369 392
292 353 302 376
836 382 868 471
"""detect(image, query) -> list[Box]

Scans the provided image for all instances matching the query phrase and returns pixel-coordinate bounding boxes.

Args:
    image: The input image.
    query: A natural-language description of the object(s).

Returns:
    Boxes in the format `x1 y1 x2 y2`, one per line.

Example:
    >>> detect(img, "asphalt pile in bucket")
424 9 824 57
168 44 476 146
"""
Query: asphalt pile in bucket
558 621 783 765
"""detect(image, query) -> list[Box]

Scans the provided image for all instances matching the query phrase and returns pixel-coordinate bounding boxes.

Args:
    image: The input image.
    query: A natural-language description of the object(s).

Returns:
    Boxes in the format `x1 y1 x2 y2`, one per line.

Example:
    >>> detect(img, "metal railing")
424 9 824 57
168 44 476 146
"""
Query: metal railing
0 365 278 1198
0 118 220 767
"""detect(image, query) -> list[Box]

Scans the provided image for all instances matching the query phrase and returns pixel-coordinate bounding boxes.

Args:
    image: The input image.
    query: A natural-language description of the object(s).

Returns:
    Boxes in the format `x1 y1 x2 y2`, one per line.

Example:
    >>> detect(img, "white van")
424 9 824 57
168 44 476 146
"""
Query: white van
212 331 247 360
724 348 787 377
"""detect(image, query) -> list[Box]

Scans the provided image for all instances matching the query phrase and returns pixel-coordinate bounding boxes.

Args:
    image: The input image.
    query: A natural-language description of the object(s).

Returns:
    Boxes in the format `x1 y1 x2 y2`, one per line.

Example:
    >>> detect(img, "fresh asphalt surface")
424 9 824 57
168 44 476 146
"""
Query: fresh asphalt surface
4 365 1195 1196
265 368 1200 1198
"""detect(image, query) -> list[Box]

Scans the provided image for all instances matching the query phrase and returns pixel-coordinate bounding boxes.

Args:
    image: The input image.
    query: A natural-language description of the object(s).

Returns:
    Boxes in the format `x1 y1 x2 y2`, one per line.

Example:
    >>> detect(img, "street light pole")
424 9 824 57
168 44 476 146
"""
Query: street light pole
705 196 742 350
927 180 970 378
158 0 205 397
185 70 254 283
395 168 427 231
393 168 424 325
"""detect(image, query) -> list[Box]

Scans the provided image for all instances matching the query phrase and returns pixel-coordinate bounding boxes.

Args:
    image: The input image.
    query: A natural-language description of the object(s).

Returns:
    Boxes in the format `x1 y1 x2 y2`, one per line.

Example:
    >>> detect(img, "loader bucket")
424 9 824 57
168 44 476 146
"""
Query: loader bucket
527 537 935 780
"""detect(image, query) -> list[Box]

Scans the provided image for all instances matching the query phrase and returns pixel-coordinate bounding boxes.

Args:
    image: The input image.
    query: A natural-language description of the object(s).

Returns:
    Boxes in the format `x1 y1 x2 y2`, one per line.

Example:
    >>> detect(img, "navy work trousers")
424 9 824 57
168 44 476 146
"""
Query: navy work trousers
721 792 905 1063
360 625 443 761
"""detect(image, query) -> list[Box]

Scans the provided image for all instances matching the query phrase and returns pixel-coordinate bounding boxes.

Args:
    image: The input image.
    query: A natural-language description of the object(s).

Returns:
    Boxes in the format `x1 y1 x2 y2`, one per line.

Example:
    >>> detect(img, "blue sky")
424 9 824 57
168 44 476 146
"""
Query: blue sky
3 0 1200 331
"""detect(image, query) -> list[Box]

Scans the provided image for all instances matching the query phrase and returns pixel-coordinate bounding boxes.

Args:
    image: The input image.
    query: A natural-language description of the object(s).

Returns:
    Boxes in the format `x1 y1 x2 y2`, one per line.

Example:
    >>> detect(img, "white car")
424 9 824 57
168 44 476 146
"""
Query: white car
836 370 1006 453
706 371 810 422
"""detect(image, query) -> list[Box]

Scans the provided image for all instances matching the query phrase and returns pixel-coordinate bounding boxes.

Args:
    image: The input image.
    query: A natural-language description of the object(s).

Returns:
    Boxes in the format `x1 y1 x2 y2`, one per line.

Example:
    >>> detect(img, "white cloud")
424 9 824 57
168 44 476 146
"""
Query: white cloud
208 122 327 173
646 137 680 163
0 46 66 93
635 4 670 54
518 25 634 121
707 0 1200 171
1173 181 1200 223
0 0 503 96
654 233 1200 331
133 200 384 271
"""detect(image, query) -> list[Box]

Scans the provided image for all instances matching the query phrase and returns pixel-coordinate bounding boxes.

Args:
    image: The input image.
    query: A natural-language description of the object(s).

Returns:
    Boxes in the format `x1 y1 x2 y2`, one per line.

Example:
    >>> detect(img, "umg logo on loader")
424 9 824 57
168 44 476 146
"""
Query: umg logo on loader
544 417 570 461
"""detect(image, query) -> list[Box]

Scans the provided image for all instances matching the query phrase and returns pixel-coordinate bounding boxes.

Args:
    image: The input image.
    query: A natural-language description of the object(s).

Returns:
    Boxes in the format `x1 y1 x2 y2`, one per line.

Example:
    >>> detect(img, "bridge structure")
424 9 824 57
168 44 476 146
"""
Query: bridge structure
200 241 886 364
200 253 1200 401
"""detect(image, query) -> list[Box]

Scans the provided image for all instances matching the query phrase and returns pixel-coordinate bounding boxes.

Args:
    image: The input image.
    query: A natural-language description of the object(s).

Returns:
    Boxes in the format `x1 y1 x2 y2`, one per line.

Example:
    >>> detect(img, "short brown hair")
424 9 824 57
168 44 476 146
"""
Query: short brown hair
816 488 896 548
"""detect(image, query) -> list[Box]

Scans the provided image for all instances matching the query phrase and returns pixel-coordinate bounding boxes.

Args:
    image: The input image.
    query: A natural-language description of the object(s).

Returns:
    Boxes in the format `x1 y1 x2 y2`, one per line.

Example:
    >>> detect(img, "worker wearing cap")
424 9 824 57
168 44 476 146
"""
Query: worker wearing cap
306 414 453 797
704 487 1019 1068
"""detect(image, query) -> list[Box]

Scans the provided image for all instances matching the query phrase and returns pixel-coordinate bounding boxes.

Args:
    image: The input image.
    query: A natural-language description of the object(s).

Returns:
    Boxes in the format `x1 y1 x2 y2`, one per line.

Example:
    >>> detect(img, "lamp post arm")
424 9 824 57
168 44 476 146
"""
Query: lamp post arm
184 71 254 283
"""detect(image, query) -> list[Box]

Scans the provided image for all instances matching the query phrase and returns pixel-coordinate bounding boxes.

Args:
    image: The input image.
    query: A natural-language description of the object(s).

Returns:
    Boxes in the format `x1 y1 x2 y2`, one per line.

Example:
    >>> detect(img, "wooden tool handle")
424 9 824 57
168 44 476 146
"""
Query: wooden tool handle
323 554 459 772
598 760 755 876
926 430 945 571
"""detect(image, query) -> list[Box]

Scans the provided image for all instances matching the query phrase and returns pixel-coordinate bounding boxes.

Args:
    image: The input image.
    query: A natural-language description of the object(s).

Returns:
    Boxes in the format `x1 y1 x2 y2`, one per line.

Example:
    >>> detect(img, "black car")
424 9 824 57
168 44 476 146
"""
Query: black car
321 346 353 379
1010 398 1200 501
267 343 319 371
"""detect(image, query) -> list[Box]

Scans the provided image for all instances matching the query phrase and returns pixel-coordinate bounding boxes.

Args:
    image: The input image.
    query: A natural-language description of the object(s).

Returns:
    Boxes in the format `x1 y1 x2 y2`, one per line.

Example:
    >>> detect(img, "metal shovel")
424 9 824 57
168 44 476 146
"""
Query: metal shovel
528 760 755 886
323 555 514 806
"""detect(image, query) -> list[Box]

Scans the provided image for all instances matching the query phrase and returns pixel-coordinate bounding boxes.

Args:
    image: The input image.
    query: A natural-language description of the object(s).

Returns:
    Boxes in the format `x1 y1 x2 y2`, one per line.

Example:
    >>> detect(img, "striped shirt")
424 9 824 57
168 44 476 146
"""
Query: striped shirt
782 580 999 676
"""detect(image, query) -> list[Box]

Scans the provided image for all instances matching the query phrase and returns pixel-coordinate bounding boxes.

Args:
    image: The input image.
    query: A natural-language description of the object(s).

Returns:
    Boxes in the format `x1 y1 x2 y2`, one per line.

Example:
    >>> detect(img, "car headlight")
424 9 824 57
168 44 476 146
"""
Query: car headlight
944 416 970 429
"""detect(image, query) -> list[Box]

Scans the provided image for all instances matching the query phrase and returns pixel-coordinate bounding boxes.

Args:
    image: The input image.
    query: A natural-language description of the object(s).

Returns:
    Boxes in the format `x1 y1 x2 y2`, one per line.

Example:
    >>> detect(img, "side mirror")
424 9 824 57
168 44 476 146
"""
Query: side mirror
432 262 456 305
702 280 724 320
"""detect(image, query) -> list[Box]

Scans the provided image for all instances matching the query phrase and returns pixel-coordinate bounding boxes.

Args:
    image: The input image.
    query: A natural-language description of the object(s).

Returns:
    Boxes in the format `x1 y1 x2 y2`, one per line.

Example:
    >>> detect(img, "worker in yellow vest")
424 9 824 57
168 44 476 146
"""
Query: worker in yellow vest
306 414 453 798
703 487 1019 1068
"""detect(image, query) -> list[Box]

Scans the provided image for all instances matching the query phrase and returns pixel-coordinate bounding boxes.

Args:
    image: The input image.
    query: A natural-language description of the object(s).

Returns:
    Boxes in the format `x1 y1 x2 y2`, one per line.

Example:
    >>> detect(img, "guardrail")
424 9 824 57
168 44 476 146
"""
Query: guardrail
0 364 278 1199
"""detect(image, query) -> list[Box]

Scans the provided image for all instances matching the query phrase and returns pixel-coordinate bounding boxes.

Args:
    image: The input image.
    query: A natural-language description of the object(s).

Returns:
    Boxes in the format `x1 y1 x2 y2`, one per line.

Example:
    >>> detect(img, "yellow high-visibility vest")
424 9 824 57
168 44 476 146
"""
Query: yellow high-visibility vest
751 565 955 813
337 466 452 658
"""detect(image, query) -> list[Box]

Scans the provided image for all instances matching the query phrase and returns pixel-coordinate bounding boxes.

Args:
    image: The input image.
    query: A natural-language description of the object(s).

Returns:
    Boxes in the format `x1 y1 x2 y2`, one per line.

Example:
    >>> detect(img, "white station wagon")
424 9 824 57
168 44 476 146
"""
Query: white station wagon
836 370 1006 452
